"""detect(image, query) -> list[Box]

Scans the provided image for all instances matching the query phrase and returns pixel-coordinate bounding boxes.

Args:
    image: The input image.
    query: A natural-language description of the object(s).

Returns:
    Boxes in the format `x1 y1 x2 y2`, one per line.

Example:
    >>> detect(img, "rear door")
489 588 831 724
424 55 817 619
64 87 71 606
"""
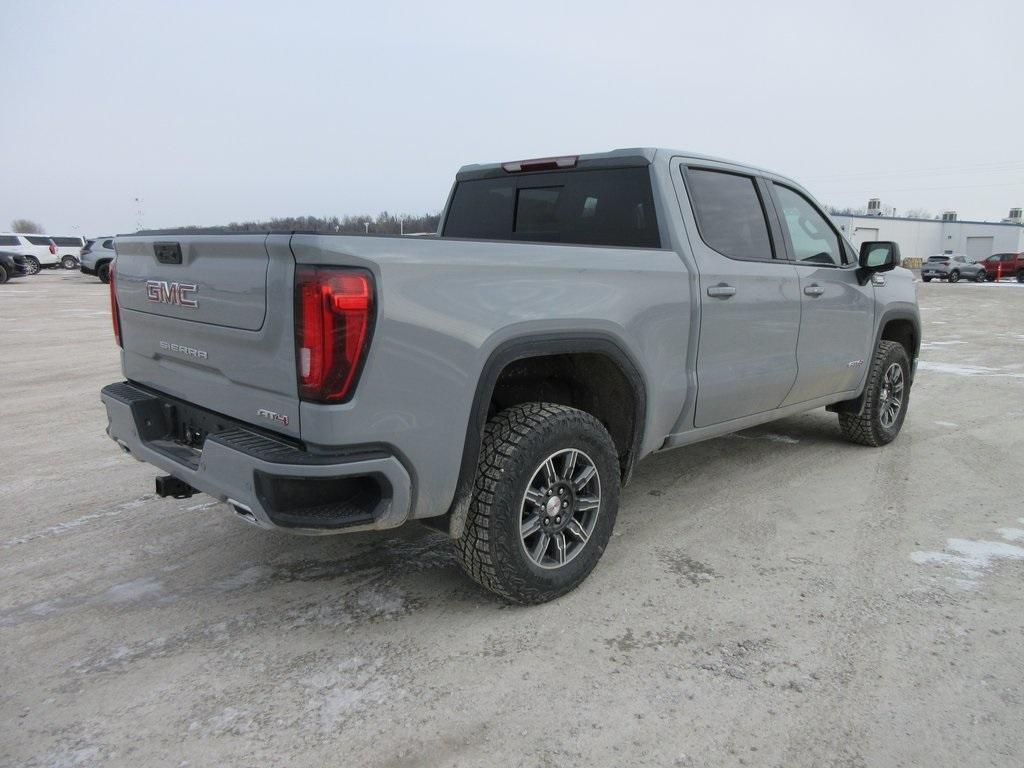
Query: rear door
113 234 301 437
767 182 875 404
674 162 801 428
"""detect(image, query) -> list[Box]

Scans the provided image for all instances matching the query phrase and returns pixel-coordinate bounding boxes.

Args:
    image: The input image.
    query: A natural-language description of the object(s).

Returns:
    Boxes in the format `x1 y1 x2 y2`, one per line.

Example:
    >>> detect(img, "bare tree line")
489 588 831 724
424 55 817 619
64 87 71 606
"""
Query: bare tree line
137 211 441 236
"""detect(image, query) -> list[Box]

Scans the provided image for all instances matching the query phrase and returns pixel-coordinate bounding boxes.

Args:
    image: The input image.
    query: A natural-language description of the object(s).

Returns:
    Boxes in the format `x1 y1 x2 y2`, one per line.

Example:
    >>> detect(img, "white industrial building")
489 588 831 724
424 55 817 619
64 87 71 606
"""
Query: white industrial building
830 204 1024 263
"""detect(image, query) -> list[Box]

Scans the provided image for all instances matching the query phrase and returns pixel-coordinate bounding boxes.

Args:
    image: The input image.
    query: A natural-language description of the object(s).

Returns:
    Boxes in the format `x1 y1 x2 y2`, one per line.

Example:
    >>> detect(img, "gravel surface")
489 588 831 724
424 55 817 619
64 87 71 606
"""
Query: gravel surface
2 271 1023 767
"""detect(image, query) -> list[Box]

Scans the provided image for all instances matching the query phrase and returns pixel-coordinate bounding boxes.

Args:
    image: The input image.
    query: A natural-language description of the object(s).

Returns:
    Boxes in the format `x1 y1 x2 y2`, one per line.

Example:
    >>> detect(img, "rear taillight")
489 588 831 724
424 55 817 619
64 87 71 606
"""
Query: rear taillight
109 262 122 347
294 266 374 403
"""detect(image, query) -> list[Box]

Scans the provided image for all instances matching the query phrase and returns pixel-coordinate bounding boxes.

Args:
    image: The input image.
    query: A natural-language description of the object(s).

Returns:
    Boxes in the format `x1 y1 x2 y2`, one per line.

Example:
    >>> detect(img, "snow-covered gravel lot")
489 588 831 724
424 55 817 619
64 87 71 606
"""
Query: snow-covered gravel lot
2 270 1023 767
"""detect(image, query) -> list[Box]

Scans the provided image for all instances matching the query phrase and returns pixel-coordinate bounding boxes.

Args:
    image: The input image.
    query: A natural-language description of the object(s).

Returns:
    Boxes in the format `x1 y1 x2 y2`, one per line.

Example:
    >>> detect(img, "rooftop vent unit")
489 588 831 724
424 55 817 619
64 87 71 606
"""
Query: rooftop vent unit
941 211 957 222
1004 207 1022 224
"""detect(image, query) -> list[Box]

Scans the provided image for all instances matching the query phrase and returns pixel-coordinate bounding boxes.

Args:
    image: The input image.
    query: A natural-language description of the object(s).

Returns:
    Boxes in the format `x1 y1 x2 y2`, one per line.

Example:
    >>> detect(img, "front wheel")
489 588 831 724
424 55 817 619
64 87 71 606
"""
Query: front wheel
454 403 620 604
23 256 40 275
0 264 8 284
922 277 931 283
948 270 960 283
839 340 910 447
975 270 987 283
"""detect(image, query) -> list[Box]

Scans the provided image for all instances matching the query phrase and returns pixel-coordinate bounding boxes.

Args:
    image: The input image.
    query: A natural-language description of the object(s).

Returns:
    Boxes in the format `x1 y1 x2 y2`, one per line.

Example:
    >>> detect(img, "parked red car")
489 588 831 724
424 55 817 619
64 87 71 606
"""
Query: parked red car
977 252 1024 282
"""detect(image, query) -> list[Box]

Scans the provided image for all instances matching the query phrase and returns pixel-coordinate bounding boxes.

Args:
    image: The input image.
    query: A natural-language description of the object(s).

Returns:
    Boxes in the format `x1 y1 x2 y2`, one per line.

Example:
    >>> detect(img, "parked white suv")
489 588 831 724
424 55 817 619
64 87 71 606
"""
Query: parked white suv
0 233 59 274
52 236 85 269
79 237 116 282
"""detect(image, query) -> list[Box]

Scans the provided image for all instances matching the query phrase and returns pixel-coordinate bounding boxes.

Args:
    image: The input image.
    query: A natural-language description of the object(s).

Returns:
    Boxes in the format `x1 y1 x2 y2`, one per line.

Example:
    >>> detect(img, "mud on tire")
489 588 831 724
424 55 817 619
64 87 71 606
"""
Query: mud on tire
839 340 911 447
454 402 620 604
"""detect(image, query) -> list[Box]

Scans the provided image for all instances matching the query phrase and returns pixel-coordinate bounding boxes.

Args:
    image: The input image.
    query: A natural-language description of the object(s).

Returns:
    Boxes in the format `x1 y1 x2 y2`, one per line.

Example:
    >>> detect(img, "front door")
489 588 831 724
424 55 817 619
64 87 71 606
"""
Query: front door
675 163 802 428
768 182 875 405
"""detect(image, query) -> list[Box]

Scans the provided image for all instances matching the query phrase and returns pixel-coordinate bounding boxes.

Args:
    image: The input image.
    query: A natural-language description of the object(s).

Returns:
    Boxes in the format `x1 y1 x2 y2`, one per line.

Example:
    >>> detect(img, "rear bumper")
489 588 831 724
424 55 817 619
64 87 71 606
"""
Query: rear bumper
100 381 413 535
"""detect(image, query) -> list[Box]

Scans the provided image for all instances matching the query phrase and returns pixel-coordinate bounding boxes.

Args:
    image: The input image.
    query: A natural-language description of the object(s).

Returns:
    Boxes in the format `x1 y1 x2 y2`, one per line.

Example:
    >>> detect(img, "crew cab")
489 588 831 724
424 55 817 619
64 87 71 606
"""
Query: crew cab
101 148 920 603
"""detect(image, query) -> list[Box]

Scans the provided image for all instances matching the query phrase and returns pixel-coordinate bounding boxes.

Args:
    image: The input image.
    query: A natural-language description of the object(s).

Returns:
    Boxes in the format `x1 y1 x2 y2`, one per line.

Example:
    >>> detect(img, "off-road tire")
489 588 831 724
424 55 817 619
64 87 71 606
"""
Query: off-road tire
23 256 40 275
839 340 910 447
97 262 111 284
948 270 960 283
454 402 620 604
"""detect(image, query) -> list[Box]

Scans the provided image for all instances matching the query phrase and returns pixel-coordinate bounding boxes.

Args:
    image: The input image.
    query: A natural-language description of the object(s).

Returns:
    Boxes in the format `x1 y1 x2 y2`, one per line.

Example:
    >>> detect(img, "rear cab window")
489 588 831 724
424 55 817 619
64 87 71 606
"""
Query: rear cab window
443 166 661 248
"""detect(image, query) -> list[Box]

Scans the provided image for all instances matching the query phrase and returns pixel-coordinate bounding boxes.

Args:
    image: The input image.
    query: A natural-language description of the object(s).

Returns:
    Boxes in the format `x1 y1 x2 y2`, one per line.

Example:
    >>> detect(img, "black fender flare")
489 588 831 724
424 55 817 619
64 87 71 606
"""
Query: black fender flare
445 331 647 537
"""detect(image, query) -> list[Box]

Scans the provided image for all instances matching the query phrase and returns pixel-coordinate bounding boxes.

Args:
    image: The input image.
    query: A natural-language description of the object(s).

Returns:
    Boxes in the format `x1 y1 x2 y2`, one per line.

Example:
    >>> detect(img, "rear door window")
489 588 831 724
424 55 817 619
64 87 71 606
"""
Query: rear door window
52 237 83 247
26 236 53 246
685 168 775 261
444 167 660 248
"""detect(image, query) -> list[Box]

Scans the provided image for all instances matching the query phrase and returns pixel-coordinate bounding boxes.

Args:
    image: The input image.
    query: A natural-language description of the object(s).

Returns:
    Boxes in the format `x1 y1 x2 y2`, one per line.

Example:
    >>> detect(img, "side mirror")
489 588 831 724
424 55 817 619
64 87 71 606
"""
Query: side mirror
859 241 900 272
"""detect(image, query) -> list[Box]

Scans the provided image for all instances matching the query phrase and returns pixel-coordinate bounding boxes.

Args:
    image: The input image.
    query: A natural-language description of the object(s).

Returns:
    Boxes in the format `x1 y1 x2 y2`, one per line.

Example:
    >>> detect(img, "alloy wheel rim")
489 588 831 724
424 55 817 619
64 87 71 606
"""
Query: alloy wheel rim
519 448 601 569
878 363 905 428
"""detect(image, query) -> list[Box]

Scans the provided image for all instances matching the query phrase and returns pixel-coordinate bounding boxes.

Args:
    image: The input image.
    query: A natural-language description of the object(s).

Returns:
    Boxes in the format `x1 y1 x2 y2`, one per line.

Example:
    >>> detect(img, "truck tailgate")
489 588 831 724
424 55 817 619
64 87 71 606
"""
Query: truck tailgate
113 234 301 438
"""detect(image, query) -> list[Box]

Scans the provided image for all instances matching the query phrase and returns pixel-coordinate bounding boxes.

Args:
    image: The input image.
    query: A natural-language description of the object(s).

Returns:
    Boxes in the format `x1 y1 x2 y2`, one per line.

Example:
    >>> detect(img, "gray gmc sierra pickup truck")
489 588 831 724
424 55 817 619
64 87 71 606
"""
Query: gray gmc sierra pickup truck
101 148 920 603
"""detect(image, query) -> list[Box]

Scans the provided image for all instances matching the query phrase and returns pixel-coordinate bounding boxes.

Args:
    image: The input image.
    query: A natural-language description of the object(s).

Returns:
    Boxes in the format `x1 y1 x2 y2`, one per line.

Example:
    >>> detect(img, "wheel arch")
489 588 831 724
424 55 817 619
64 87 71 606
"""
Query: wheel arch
445 332 648 536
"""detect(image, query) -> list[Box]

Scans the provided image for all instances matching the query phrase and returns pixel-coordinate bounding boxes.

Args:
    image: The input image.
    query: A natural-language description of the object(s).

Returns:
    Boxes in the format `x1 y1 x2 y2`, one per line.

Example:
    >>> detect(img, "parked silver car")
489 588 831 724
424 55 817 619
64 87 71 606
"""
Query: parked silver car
79 237 116 282
920 254 986 283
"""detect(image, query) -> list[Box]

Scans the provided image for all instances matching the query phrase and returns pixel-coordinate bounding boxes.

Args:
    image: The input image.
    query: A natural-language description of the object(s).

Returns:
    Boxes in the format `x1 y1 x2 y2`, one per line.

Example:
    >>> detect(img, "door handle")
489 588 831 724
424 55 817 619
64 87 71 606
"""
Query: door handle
706 284 736 299
804 285 825 297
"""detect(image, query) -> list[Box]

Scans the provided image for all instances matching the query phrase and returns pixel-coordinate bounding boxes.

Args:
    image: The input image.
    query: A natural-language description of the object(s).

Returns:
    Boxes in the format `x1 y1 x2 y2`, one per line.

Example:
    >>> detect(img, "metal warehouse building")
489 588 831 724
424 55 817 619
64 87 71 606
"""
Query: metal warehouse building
830 206 1024 263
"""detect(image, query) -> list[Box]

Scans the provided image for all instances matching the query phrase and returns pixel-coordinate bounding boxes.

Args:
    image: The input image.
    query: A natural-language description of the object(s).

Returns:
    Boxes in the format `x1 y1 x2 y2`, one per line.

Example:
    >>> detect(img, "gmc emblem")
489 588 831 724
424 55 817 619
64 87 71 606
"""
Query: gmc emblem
145 280 198 308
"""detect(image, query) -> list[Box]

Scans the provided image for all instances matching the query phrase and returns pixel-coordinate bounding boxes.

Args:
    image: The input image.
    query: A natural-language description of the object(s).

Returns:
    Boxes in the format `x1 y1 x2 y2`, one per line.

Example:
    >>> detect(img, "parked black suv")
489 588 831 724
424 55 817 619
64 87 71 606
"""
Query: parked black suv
0 250 30 283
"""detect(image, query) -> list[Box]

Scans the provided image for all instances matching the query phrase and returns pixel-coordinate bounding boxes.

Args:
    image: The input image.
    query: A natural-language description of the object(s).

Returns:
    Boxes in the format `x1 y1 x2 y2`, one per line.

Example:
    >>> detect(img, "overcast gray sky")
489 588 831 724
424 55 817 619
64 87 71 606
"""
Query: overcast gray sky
2 0 1022 235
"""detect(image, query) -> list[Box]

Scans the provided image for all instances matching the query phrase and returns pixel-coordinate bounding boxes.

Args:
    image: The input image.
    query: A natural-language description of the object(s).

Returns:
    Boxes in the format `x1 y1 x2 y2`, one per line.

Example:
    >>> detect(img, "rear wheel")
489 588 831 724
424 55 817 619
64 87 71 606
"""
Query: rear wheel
948 270 960 283
1017 269 1024 283
97 262 111 284
61 255 77 269
454 402 620 604
922 277 931 283
23 256 40 275
0 264 8 284
839 340 910 447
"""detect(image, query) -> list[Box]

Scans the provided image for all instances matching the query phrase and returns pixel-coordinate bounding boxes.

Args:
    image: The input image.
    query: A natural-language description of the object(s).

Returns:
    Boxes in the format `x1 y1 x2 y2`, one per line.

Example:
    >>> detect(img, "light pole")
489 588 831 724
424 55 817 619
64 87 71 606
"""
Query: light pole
364 221 370 234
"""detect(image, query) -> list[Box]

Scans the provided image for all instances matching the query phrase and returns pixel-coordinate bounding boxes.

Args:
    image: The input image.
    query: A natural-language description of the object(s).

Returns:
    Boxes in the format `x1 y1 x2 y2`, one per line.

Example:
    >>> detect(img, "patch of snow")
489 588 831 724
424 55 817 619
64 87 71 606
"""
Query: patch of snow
102 577 164 603
917 361 1024 379
997 528 1024 542
732 432 799 445
911 537 1024 585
